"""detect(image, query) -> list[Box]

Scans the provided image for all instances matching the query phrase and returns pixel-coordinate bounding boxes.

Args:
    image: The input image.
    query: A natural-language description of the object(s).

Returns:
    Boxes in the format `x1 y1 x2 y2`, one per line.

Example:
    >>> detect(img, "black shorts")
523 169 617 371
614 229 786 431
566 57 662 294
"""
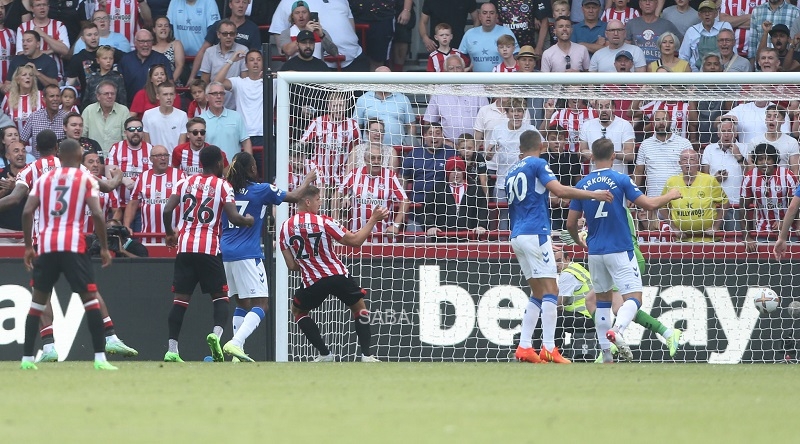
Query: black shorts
172 253 228 295
31 251 97 294
292 275 365 312
358 17 395 62
393 6 416 43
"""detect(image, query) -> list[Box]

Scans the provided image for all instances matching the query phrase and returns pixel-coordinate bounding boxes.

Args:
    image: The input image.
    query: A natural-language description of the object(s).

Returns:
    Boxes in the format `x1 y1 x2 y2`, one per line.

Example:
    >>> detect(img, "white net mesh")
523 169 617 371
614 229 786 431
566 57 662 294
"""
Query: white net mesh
276 72 800 363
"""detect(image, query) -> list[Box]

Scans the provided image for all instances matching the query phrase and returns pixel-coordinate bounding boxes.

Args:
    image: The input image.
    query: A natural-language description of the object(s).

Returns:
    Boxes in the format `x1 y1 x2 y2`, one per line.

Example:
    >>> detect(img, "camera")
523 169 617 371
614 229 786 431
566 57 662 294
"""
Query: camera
87 225 130 255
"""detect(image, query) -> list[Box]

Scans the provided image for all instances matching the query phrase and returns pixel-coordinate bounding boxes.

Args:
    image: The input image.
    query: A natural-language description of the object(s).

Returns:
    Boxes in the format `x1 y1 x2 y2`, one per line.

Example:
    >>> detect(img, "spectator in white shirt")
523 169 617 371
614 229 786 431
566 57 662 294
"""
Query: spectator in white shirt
142 81 188 152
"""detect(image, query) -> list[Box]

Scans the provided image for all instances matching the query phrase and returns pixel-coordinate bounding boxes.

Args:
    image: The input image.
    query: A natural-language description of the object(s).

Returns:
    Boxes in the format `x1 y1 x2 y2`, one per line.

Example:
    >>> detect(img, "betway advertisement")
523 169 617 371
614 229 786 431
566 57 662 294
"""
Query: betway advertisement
295 259 797 363
1 258 795 363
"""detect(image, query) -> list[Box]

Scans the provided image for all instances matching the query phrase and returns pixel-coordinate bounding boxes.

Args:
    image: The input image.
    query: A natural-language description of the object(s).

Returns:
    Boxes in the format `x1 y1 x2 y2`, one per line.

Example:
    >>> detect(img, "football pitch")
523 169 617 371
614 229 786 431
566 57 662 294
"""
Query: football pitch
0 362 795 443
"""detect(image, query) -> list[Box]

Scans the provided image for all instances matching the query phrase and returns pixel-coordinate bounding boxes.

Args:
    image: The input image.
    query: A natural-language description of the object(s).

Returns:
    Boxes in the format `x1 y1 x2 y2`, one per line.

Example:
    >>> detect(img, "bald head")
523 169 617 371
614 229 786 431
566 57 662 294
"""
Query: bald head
150 145 170 172
58 139 83 167
375 66 391 73
678 148 700 175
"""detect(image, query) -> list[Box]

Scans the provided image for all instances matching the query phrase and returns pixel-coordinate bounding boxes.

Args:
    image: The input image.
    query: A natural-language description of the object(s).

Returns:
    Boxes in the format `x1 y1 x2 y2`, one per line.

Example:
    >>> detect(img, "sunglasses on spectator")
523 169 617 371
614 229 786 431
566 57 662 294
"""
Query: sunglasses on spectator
190 130 207 136
219 31 236 37
150 154 169 158
207 91 225 96
565 55 571 70
126 126 144 132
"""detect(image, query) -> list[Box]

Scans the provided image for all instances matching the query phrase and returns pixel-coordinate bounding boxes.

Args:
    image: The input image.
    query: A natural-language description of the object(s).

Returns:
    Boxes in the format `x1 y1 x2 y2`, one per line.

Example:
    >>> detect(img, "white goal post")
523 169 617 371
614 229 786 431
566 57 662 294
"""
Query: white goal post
274 71 800 364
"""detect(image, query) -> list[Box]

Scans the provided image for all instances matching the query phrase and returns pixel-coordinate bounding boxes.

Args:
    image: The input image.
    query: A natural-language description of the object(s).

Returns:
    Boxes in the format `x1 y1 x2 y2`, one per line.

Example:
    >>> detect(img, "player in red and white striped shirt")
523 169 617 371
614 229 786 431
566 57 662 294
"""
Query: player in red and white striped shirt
107 121 153 207
741 143 799 248
0 8 15 85
335 145 408 242
103 0 142 47
16 0 70 81
545 99 598 153
640 100 692 139
126 145 185 243
0 133 134 363
161 145 253 363
300 93 360 189
601 2 640 24
19 138 116 370
280 185 388 362
171 117 228 176
719 0 762 57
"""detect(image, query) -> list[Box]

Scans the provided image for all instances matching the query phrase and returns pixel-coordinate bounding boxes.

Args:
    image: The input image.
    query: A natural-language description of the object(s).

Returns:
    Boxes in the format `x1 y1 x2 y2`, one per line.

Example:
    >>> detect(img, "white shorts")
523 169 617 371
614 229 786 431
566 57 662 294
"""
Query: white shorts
224 258 269 299
511 234 557 280
587 251 642 295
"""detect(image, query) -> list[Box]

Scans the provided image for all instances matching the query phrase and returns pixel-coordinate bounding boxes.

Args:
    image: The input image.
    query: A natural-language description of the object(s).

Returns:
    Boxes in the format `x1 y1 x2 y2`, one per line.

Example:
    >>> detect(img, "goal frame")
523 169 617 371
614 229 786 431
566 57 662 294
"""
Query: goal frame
273 71 800 363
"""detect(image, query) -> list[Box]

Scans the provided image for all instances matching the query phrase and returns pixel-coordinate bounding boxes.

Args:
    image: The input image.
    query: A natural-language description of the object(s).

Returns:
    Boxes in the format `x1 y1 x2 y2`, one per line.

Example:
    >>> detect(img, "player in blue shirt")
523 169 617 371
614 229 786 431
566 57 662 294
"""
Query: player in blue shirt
509 130 613 364
567 139 680 362
220 152 316 362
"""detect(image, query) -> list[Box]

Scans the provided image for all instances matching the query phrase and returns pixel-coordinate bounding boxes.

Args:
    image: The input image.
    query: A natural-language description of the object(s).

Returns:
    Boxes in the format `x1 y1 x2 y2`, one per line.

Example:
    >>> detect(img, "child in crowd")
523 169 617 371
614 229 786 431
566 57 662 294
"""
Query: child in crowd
85 45 127 108
187 79 209 118
455 133 489 199
427 23 471 72
493 34 518 72
602 0 640 23
60 86 80 113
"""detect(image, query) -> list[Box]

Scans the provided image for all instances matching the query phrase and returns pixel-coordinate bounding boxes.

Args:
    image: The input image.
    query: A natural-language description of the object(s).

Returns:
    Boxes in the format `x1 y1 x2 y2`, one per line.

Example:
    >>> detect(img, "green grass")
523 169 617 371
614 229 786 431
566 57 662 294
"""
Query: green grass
0 362 795 443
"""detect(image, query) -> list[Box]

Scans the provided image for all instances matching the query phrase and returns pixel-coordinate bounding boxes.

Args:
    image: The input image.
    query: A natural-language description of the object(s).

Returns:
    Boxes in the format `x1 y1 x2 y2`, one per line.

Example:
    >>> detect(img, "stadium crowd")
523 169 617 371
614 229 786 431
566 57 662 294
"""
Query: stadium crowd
0 0 799 247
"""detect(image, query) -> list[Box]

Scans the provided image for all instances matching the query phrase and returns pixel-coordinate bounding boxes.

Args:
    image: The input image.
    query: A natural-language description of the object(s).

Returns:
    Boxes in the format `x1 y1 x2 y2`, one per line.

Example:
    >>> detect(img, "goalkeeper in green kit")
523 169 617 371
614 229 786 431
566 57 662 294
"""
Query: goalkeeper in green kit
557 210 681 362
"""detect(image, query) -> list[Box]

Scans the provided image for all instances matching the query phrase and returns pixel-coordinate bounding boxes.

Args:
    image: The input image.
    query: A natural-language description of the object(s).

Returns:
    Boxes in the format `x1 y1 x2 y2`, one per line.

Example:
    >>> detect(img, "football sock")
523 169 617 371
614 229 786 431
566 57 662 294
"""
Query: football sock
232 307 247 335
40 325 54 344
519 297 542 349
353 310 372 356
232 307 266 347
212 297 229 337
95 352 107 362
541 294 558 350
296 315 330 355
595 302 612 351
168 339 179 354
634 310 671 338
84 299 106 354
102 316 115 337
25 302 46 358
168 299 189 340
106 334 120 343
616 298 641 334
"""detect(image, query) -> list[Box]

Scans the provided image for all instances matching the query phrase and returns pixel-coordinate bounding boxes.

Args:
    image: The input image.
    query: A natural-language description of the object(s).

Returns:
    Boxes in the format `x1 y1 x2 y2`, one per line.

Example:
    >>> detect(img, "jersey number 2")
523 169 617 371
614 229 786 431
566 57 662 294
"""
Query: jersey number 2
594 201 608 218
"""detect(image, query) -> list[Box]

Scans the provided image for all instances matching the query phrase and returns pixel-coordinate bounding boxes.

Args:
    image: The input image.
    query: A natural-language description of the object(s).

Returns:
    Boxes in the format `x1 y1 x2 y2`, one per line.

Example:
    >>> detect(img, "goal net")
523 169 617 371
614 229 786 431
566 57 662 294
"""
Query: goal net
274 71 800 364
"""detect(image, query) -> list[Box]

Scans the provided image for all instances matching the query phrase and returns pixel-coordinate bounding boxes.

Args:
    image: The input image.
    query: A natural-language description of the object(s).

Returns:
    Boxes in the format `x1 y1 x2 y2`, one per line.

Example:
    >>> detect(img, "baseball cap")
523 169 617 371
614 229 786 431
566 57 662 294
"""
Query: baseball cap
615 50 633 61
769 24 791 37
698 0 717 10
582 0 601 6
516 45 538 58
291 1 309 11
296 30 315 43
444 156 466 173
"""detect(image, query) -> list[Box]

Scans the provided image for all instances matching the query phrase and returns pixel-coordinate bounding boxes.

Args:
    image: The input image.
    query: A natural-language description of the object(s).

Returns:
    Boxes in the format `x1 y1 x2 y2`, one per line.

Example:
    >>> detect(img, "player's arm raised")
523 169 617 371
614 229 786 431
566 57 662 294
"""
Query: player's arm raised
223 202 254 227
339 206 390 247
98 166 123 193
632 188 682 211
284 170 318 203
21 192 39 271
545 181 614 203
774 194 800 259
